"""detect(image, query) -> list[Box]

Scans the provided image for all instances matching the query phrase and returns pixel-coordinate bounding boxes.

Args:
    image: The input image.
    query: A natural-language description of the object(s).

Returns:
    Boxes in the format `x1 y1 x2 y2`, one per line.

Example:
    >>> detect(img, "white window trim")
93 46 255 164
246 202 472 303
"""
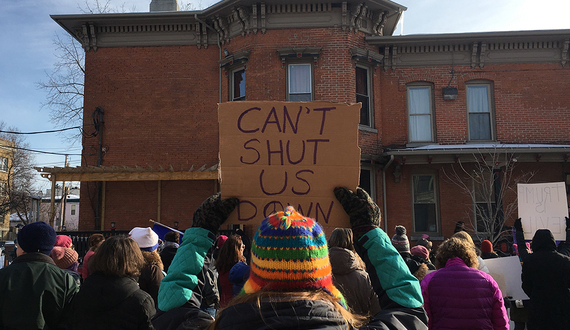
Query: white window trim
0 157 7 172
466 81 495 142
287 62 313 102
406 83 435 143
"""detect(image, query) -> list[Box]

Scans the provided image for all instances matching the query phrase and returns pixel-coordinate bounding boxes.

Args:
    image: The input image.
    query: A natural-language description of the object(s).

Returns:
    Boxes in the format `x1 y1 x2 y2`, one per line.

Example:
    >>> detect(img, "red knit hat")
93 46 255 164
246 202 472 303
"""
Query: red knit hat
50 246 78 269
481 240 493 253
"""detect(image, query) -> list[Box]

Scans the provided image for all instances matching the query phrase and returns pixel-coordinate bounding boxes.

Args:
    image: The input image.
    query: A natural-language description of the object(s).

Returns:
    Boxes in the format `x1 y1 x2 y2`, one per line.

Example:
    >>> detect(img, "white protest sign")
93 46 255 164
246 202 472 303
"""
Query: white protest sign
517 182 568 241
484 256 529 300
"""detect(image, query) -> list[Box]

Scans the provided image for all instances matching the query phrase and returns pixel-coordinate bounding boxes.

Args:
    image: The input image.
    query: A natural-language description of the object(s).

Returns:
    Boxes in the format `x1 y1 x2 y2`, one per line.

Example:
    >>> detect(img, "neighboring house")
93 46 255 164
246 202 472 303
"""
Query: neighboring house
39 0 570 241
0 138 15 240
40 195 80 231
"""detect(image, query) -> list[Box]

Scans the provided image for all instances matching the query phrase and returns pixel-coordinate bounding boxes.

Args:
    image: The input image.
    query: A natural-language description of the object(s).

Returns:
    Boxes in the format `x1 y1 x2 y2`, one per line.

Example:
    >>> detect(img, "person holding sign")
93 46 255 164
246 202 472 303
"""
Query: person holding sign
515 218 570 330
153 189 428 330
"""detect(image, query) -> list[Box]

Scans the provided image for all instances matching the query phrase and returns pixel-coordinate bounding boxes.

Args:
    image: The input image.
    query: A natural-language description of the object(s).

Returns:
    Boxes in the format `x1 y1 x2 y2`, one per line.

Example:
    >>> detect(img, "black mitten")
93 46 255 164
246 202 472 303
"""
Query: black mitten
566 217 570 231
334 187 381 237
192 193 239 235
514 218 523 232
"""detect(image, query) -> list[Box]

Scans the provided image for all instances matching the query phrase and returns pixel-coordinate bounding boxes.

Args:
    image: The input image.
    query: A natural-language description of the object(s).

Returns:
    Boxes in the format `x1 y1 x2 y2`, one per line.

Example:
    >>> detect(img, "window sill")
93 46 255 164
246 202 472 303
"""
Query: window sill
406 142 438 148
358 125 377 133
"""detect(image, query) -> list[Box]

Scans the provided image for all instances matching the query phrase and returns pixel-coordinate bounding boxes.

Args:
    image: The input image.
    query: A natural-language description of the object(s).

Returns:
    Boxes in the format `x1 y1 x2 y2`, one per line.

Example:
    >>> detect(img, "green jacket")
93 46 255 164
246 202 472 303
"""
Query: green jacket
0 252 79 329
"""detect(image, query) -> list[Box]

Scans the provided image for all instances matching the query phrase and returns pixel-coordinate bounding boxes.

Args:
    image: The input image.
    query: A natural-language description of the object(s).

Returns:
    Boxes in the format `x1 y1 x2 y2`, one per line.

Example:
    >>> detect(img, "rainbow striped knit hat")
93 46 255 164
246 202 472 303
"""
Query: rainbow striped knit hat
242 206 346 307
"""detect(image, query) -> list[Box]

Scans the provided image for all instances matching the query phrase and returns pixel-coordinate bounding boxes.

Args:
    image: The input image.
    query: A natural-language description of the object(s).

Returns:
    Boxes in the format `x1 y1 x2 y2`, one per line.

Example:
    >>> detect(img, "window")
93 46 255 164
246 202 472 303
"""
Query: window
0 157 7 172
407 84 434 142
0 182 6 195
412 174 439 233
356 66 372 126
231 67 246 101
466 82 494 141
71 204 76 216
472 170 498 233
359 164 376 199
288 63 312 101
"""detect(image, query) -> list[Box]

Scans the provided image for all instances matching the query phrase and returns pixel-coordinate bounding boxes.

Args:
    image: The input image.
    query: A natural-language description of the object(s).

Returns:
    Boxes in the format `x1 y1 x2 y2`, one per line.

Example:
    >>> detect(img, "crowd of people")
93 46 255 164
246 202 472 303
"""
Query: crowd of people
1 187 569 329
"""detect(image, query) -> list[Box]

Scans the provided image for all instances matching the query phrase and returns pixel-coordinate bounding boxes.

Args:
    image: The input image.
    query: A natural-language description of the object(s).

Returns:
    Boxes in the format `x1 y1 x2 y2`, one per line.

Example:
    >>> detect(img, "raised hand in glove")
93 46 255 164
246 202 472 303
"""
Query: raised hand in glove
334 187 381 236
192 193 239 235
514 218 523 231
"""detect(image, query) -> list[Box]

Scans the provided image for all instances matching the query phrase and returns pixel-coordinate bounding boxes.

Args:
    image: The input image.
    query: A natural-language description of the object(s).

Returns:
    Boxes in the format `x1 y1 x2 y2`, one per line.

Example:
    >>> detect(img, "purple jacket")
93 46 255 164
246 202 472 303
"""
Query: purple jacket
421 257 508 330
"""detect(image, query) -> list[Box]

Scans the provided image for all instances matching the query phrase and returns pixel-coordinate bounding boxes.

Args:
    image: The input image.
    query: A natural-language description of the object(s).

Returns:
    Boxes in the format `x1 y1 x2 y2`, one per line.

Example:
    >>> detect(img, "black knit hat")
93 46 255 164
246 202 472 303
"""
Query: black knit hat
17 221 57 255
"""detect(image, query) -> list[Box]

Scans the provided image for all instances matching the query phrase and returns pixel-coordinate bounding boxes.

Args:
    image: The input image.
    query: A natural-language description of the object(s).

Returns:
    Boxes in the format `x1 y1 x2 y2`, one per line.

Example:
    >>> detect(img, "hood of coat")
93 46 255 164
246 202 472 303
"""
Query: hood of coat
217 298 346 330
531 229 557 252
142 250 164 271
78 273 142 312
329 247 361 275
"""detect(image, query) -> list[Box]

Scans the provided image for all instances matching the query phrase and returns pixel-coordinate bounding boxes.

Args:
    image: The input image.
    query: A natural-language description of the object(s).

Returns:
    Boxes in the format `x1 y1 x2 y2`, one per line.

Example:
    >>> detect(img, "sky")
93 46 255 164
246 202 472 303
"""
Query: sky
1 0 570 193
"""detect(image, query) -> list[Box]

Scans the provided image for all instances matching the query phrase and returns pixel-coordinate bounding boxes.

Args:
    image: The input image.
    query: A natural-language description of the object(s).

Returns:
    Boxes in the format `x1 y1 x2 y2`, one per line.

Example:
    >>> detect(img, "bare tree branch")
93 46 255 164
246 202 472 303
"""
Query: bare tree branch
442 148 535 245
0 122 37 225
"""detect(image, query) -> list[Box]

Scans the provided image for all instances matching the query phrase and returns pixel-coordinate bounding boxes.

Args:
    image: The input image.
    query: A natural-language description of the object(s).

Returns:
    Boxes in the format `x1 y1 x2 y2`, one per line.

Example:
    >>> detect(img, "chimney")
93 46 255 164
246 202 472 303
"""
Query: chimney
150 0 179 12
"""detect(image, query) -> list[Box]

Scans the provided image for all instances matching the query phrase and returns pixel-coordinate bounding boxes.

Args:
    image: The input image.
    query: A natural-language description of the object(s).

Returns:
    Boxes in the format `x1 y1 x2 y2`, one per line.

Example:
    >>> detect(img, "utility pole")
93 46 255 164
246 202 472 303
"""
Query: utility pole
59 155 68 231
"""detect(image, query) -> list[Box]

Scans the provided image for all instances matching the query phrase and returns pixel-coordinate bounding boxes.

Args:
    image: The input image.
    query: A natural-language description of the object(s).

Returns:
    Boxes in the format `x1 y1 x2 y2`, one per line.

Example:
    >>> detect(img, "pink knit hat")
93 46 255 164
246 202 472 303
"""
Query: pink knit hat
50 246 78 269
54 235 73 248
410 245 430 260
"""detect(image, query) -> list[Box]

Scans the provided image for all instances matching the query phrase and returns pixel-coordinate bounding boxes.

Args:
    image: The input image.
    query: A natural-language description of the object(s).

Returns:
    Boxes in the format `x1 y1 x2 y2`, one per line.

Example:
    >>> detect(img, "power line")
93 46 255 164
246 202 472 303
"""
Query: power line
0 126 81 135
0 144 82 156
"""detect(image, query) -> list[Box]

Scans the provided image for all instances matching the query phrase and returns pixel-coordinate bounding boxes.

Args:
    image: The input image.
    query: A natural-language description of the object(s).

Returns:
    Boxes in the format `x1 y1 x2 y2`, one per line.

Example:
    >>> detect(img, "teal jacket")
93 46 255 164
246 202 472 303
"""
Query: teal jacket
359 227 424 309
0 252 79 329
158 227 214 312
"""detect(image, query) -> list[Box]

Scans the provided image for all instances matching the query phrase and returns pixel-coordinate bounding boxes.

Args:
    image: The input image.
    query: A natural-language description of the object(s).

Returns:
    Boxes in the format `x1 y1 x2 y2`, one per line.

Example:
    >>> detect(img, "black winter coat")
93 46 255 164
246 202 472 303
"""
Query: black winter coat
68 273 156 330
521 229 570 330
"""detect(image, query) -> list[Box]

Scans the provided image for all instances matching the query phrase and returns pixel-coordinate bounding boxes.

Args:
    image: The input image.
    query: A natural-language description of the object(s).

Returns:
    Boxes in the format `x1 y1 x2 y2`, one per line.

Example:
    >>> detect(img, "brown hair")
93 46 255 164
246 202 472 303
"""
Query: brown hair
88 233 105 252
435 237 479 269
328 228 365 270
89 235 145 277
215 234 245 274
206 289 366 330
164 231 180 243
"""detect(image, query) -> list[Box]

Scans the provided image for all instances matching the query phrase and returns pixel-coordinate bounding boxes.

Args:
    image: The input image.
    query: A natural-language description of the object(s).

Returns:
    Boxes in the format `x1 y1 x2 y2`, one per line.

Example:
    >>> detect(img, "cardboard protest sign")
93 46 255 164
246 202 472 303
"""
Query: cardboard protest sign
219 101 361 229
484 256 529 300
517 182 568 241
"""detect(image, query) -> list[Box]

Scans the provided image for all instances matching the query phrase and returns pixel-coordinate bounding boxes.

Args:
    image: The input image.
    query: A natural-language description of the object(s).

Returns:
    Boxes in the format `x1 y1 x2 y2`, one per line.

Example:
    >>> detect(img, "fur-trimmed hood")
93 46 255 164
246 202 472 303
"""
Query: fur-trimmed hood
142 250 164 271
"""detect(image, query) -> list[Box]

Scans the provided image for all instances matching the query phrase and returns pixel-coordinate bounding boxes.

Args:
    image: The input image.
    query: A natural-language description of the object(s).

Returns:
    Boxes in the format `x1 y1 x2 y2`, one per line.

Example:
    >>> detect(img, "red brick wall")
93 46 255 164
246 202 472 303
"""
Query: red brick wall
79 28 383 230
379 63 570 146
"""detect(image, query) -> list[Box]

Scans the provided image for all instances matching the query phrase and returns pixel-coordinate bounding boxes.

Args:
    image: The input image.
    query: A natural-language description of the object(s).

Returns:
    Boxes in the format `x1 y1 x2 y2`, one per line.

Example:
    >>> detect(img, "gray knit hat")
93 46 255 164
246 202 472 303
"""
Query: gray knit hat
391 225 410 253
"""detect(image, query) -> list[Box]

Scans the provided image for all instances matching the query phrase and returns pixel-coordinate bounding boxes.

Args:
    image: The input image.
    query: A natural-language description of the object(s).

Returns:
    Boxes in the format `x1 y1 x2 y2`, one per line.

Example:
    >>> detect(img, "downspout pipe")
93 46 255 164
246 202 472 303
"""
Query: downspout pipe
382 155 394 232
194 14 222 103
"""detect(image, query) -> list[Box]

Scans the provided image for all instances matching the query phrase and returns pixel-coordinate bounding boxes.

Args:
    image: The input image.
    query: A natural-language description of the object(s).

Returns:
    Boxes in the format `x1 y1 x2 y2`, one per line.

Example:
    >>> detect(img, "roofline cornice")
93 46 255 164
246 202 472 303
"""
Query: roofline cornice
366 29 570 46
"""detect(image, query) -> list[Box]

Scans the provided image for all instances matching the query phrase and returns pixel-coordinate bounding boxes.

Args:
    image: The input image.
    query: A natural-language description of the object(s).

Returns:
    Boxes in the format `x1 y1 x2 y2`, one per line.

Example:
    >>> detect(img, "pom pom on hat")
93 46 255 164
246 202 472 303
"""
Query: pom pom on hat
55 235 73 248
51 246 78 269
481 240 493 253
242 206 346 308
129 227 159 252
411 245 429 260
391 225 410 253
17 221 57 255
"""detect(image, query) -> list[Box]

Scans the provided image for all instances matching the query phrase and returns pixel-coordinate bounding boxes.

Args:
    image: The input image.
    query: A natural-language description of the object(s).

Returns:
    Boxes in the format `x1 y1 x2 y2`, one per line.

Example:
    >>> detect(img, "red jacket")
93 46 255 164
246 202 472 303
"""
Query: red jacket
421 257 508 330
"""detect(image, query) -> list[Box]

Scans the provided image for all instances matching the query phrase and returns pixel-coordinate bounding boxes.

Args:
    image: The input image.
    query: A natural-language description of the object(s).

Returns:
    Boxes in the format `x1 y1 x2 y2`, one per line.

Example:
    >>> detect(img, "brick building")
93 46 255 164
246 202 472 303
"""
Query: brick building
0 138 15 240
42 0 570 245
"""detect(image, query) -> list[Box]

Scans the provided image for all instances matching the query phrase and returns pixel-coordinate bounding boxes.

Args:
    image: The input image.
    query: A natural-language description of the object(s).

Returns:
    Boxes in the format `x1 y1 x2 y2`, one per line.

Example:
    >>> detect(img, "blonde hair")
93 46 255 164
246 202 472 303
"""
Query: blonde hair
206 289 366 330
435 237 479 269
